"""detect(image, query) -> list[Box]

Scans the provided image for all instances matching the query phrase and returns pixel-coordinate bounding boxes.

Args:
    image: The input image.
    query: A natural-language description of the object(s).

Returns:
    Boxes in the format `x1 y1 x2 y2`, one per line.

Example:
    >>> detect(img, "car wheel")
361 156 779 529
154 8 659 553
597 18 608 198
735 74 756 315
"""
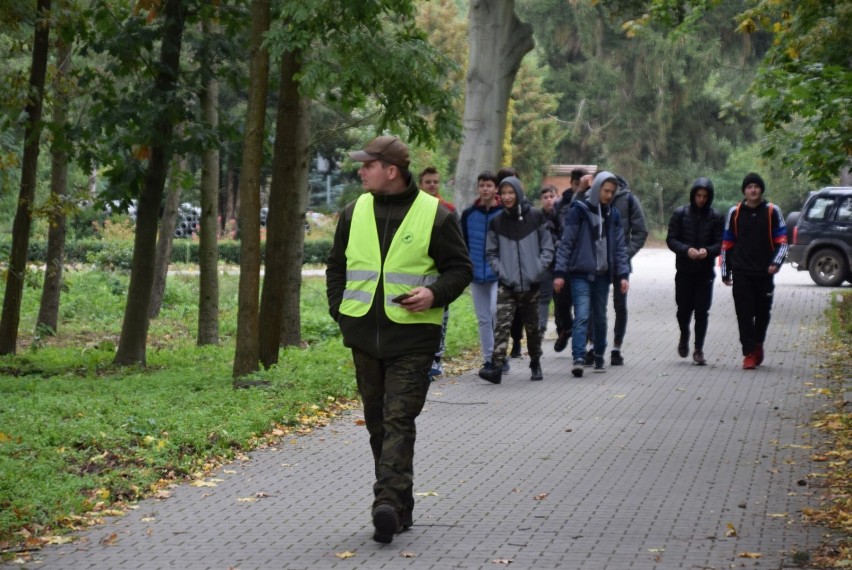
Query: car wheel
808 249 848 286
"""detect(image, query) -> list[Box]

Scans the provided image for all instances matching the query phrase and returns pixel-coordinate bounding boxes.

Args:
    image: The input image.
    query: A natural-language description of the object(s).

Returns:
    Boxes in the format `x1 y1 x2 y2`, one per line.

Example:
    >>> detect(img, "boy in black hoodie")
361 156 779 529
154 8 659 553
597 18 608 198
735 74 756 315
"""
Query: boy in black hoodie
478 176 553 384
666 177 724 365
721 173 788 370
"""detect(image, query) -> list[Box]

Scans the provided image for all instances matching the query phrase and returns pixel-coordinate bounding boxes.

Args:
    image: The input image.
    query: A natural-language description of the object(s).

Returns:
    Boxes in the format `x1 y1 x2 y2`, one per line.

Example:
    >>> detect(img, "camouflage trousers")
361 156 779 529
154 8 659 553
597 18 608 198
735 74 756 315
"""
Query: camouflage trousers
492 285 542 366
352 348 433 519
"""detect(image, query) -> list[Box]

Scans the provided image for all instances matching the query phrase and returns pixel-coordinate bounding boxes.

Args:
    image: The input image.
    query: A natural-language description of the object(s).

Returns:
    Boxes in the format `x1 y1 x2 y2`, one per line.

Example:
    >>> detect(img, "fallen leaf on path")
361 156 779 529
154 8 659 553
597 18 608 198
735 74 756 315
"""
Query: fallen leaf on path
335 551 356 559
768 513 788 518
223 470 237 474
613 394 626 399
354 419 366 426
738 552 762 558
44 536 75 545
191 480 217 488
533 493 549 501
400 551 417 558
647 548 664 553
492 559 513 564
725 522 737 537
415 491 439 497
99 533 118 546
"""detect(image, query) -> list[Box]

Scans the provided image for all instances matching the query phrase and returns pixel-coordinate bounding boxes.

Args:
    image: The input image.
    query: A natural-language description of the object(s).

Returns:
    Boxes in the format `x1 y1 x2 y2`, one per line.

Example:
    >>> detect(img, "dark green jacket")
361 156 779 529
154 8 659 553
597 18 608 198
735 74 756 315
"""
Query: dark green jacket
326 175 472 359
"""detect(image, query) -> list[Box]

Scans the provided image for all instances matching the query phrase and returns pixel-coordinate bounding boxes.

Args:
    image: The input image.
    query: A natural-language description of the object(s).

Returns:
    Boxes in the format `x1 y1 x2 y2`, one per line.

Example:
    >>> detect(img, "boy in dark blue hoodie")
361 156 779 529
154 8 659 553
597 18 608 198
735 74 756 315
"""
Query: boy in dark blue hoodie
553 171 630 378
478 176 553 384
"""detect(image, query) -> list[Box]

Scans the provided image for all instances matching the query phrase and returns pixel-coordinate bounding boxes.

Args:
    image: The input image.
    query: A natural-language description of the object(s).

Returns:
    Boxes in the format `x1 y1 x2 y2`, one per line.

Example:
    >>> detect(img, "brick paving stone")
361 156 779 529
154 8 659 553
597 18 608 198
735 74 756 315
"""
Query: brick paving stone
5 248 844 570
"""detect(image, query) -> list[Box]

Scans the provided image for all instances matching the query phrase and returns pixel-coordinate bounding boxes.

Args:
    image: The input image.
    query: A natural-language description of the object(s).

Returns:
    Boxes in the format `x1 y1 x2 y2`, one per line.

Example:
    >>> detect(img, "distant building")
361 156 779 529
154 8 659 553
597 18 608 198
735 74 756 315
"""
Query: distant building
542 164 598 197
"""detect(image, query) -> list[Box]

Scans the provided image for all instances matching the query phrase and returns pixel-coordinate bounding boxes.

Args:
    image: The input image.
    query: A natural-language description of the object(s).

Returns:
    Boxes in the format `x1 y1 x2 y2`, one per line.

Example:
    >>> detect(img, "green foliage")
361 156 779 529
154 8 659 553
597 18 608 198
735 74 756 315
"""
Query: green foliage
266 0 461 146
0 271 479 543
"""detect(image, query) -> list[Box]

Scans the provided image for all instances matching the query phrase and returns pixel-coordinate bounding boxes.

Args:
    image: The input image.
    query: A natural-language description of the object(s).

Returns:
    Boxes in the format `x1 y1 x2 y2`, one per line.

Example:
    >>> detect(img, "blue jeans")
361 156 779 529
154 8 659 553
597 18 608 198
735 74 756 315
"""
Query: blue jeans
571 275 611 362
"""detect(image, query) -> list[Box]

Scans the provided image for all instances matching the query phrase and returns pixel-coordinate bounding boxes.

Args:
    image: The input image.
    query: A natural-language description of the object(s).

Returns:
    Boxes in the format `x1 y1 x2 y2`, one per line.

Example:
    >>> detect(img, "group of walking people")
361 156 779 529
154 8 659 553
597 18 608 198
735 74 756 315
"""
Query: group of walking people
325 135 789 544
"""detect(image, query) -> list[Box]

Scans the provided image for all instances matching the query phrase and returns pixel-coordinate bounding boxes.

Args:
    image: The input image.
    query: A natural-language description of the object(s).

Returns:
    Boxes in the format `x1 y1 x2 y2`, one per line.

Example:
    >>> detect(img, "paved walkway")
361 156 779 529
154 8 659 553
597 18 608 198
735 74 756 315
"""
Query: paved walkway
11 248 845 569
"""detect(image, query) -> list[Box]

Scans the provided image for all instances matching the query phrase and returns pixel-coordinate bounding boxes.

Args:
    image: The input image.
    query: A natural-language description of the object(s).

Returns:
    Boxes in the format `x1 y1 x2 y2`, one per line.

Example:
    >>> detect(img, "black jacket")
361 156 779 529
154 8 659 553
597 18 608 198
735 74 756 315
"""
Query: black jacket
666 177 724 275
326 176 473 359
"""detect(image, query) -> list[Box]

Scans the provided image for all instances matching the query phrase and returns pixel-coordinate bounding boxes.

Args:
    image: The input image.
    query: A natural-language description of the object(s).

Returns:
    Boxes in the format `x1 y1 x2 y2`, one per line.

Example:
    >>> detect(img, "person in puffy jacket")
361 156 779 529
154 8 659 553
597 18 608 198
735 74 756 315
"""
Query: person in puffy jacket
666 177 724 365
478 176 553 384
553 171 630 378
460 171 504 371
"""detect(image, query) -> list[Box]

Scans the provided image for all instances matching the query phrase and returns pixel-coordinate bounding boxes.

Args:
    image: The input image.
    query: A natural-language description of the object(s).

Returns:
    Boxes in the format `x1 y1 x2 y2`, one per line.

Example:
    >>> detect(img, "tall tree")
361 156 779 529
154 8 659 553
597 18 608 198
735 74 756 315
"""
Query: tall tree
113 0 186 366
452 0 534 208
148 156 185 319
232 0 271 378
258 48 310 367
36 28 71 335
197 11 219 346
0 0 51 355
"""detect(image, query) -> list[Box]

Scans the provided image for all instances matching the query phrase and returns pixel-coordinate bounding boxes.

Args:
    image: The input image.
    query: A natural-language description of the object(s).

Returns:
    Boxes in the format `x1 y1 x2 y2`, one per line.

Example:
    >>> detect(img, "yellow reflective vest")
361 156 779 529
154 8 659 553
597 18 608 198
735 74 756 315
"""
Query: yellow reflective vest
339 191 442 325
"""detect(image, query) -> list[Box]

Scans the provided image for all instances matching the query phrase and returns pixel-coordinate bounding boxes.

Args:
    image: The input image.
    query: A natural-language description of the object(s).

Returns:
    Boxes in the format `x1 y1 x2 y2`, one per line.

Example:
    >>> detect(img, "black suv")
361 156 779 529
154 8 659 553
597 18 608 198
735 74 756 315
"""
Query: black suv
786 187 852 286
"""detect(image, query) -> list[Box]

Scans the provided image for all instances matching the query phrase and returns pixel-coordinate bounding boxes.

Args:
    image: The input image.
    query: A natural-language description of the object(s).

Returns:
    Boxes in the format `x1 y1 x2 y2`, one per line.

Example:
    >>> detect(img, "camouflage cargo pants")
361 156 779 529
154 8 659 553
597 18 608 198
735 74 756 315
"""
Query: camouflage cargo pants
492 285 542 366
352 348 433 520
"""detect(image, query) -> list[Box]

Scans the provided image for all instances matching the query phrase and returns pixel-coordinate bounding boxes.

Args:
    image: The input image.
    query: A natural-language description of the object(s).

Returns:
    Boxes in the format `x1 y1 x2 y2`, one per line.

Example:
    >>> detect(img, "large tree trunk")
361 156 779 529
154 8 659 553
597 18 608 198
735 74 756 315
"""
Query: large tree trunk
36 33 71 335
148 156 185 319
113 0 185 366
197 15 220 346
232 0 271 379
0 0 51 355
452 0 533 209
258 48 310 368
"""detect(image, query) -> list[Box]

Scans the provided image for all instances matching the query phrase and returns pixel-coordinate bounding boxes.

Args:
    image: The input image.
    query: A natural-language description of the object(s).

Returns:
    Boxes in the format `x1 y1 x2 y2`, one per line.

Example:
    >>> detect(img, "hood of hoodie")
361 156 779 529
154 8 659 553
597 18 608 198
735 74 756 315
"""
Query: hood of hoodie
689 177 715 209
588 171 618 209
499 176 531 219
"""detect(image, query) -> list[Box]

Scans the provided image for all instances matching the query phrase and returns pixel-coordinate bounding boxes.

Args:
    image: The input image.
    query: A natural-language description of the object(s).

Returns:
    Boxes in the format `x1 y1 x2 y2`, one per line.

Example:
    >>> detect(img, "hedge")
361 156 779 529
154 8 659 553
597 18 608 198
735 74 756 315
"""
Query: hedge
0 239 333 270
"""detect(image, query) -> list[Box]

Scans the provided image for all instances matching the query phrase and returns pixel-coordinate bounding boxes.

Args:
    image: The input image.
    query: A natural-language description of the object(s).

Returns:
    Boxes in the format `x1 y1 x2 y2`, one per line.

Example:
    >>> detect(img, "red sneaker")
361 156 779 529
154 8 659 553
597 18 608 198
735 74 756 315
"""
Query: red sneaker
754 343 764 366
743 353 757 370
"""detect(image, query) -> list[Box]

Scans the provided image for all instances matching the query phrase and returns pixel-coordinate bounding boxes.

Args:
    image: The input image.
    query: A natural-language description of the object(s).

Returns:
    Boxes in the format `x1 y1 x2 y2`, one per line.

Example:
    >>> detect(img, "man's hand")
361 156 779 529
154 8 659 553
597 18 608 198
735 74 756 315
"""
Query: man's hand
620 279 629 294
722 278 732 287
554 277 565 294
397 287 435 312
768 264 780 275
687 247 700 260
580 174 593 190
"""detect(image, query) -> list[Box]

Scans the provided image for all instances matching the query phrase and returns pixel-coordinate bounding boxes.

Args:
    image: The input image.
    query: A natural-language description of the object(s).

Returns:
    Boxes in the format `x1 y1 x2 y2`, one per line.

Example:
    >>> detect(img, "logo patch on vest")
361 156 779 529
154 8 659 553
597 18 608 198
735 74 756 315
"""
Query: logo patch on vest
401 232 414 244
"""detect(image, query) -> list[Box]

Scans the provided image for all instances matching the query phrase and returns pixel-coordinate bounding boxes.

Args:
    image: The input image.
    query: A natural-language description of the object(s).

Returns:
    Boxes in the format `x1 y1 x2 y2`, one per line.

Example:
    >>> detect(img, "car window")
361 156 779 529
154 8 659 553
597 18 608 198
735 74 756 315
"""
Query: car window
805 197 835 221
836 197 852 222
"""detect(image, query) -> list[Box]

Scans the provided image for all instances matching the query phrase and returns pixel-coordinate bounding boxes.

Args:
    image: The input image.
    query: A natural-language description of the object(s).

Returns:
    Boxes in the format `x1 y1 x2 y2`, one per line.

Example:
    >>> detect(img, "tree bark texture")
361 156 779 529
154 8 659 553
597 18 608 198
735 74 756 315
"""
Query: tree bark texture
452 0 533 210
148 156 185 319
232 0 271 378
113 0 185 366
0 0 51 355
197 16 220 346
36 34 71 335
258 48 310 368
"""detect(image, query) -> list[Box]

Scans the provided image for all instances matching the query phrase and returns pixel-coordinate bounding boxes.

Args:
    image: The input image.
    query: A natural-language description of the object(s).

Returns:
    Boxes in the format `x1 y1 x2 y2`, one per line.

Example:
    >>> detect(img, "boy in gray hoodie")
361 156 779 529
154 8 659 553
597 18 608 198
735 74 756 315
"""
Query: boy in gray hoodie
478 176 553 384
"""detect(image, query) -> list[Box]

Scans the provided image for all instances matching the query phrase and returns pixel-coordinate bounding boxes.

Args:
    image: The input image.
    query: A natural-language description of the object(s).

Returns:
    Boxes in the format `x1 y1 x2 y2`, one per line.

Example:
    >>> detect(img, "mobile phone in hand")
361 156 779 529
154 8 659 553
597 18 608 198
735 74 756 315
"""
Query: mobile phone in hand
391 293 413 304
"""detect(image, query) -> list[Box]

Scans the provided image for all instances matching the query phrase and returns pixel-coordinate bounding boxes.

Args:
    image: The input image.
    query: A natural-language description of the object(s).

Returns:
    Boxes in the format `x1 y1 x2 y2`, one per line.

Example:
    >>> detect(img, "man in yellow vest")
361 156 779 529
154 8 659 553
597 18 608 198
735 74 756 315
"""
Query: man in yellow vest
326 135 472 544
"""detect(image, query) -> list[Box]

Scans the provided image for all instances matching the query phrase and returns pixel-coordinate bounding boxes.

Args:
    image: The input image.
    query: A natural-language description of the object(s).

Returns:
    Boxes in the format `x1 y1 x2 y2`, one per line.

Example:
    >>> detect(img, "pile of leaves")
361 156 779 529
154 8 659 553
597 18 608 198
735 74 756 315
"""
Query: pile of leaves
805 291 852 567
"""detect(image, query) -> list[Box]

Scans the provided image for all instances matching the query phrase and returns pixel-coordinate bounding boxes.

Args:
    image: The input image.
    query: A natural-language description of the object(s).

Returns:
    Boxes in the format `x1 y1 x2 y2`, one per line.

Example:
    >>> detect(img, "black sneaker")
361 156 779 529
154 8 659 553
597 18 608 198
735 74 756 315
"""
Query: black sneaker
502 360 510 373
692 350 706 365
571 360 584 377
372 504 400 544
610 350 624 366
398 511 413 533
584 349 594 366
478 363 502 384
593 355 606 373
530 359 543 381
510 342 523 358
553 330 570 352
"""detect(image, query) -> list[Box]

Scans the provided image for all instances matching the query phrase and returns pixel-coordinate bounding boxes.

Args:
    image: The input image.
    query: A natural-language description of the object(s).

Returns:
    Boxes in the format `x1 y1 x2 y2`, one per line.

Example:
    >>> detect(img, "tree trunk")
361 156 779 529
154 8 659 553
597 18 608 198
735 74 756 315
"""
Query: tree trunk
36 33 71 336
232 0 271 379
113 0 185 366
452 0 533 209
258 48 310 368
148 156 185 319
197 15 220 346
0 0 51 355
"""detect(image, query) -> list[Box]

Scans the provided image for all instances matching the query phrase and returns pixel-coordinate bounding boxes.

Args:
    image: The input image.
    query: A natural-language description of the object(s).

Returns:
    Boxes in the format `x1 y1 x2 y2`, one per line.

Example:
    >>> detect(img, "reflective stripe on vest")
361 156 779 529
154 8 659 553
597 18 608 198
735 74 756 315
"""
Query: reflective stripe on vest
339 191 443 325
